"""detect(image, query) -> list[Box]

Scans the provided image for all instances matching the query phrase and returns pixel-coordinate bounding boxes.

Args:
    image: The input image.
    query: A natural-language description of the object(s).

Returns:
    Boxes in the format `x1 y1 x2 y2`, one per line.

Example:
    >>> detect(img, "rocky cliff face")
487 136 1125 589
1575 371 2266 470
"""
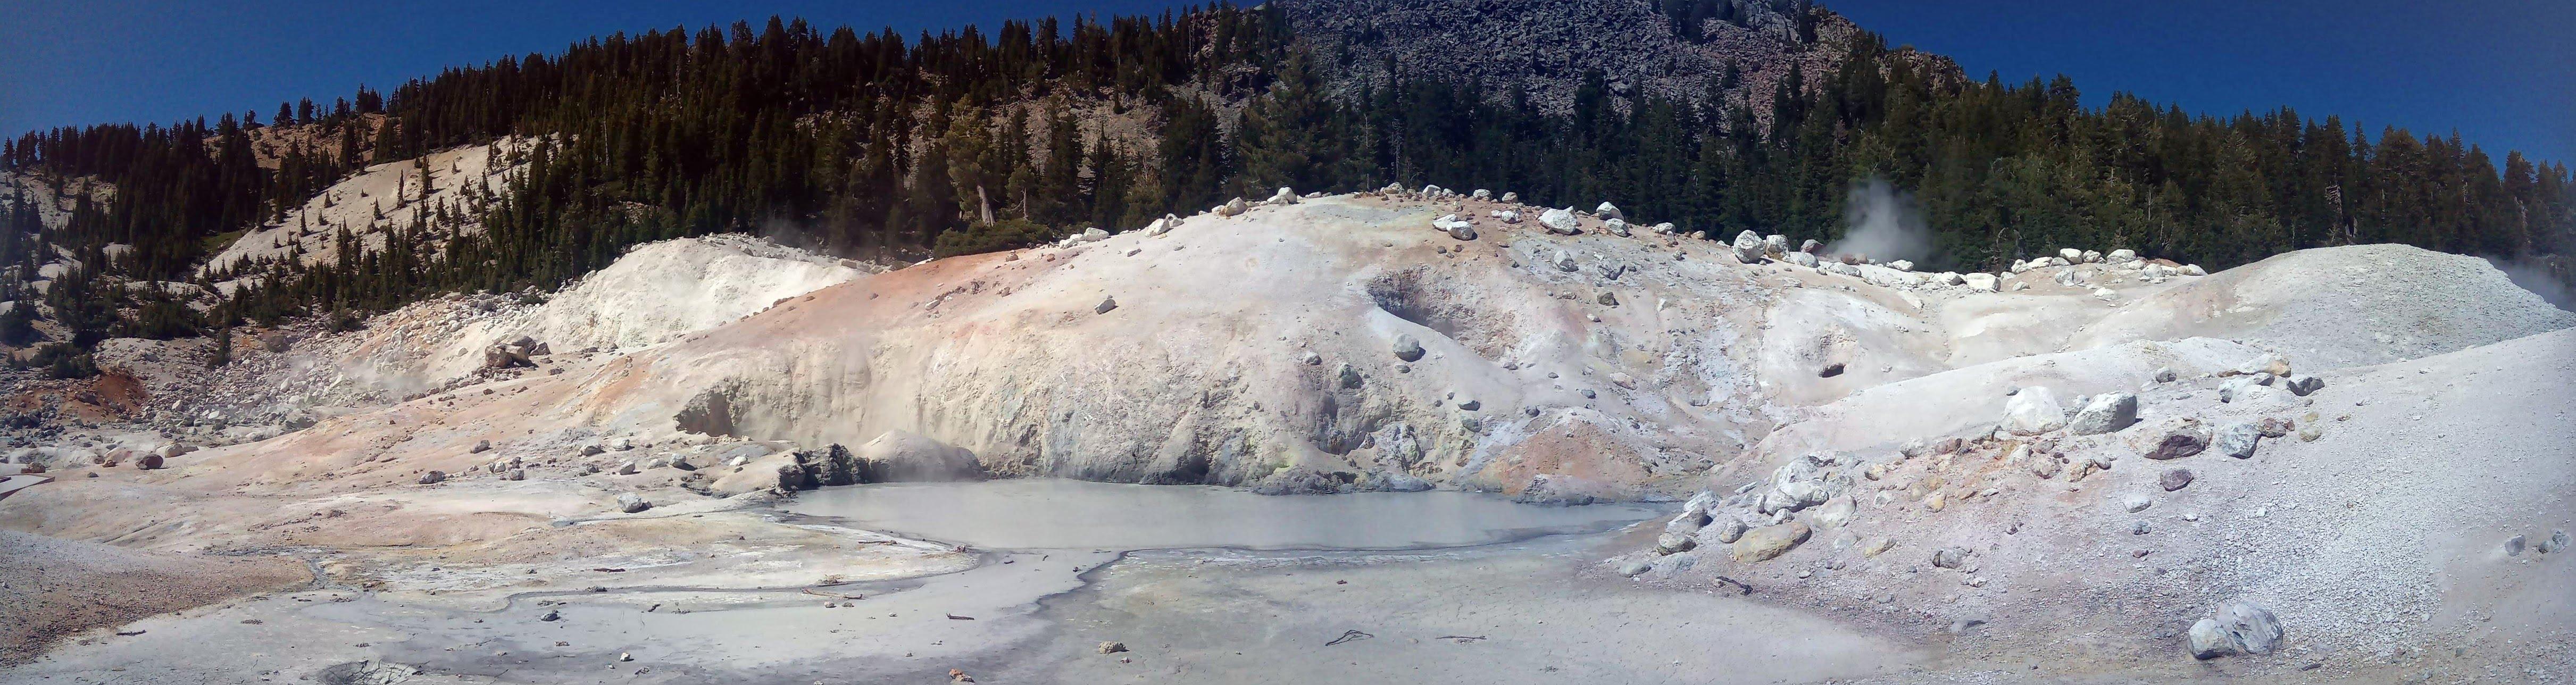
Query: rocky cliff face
1280 0 1930 128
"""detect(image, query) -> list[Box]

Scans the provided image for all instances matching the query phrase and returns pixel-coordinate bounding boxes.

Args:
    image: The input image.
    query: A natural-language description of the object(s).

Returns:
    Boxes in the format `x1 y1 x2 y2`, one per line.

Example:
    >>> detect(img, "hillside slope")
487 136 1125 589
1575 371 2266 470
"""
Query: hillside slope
44 190 2563 500
3 189 2569 681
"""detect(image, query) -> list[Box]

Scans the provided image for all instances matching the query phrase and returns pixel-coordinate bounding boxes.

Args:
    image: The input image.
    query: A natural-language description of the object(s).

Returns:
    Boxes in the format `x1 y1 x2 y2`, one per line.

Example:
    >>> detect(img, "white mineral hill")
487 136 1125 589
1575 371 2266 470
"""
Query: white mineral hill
5 189 2570 682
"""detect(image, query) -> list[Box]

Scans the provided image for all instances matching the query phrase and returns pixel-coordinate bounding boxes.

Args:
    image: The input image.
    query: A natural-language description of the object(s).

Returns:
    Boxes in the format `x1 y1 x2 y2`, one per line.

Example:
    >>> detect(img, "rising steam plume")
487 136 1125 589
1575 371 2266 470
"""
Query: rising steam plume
1827 178 1934 264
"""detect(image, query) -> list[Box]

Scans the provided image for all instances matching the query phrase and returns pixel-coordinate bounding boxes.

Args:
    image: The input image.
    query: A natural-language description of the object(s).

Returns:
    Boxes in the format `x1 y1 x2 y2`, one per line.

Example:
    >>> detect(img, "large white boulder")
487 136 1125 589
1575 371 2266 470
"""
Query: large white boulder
2065 392 2139 435
1731 231 1764 263
2002 387 2067 435
1539 207 1580 235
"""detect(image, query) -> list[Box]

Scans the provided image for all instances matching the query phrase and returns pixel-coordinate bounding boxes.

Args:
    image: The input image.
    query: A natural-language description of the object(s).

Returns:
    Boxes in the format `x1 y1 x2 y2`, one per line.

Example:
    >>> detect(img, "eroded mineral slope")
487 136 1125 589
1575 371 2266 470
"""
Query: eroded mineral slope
104 189 2560 505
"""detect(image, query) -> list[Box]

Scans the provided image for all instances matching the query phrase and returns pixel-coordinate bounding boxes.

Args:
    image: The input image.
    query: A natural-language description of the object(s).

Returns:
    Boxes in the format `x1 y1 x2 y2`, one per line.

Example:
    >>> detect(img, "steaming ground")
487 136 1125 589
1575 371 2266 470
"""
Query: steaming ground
4 189 2573 682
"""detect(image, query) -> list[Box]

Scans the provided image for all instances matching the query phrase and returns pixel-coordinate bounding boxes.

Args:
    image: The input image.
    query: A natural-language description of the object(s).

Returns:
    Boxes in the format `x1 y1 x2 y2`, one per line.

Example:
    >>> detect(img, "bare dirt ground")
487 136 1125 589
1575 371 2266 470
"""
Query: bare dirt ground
0 530 310 666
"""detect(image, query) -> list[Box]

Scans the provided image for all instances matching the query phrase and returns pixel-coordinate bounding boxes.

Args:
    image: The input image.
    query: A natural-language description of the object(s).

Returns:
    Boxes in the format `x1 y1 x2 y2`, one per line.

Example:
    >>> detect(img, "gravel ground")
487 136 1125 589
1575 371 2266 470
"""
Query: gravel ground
0 530 311 664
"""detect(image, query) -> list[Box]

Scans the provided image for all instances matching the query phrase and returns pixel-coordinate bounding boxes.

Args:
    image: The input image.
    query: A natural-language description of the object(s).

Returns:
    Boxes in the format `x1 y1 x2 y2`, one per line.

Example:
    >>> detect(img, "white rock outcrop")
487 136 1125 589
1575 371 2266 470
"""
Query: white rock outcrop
2002 387 2067 435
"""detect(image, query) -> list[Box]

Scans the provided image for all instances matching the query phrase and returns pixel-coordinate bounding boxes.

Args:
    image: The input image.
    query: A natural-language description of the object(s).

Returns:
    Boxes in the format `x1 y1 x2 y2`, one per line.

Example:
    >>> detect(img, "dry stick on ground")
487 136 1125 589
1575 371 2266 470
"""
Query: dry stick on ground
1712 575 1754 595
1433 635 1488 642
802 588 863 600
1324 629 1373 646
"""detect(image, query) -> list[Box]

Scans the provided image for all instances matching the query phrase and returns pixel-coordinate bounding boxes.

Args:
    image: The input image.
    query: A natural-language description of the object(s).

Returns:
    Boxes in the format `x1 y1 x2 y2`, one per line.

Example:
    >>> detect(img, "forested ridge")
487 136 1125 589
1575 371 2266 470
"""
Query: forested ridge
2 1 2568 378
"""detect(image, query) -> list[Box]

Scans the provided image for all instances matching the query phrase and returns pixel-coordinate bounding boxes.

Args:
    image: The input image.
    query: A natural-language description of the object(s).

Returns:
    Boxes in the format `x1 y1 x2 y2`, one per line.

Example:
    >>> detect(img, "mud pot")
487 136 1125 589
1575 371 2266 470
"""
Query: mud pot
1 480 1958 684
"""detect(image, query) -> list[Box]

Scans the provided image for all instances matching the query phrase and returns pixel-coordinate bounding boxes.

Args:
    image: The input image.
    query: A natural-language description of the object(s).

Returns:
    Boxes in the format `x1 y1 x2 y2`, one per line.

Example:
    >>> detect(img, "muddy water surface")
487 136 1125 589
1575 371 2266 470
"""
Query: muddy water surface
781 478 1664 550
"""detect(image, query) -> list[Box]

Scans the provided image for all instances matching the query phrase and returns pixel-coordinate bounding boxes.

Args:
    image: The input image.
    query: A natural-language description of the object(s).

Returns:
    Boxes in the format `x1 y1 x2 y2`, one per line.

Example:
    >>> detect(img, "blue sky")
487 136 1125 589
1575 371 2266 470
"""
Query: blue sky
4 0 2569 163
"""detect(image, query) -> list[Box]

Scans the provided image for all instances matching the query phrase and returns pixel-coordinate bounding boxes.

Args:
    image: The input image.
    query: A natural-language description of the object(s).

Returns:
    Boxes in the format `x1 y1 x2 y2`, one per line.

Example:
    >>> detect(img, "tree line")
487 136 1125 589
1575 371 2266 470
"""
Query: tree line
1 3 2567 379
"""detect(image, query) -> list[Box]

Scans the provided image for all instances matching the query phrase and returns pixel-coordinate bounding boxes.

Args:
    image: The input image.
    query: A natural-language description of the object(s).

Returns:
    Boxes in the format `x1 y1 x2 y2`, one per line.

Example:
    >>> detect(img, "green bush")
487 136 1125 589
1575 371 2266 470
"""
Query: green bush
28 343 97 379
931 219 1062 258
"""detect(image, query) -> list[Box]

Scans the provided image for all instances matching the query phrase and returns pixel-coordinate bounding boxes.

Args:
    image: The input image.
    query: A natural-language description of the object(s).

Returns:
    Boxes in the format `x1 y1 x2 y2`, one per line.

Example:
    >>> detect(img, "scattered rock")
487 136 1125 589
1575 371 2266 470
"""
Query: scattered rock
2539 530 2569 554
2233 353 2292 378
2159 468 2196 491
1617 559 1652 577
616 492 652 513
2219 374 2275 403
1552 250 1578 272
1731 522 1811 562
2215 422 2261 459
1930 547 1968 569
2505 535 2527 556
1093 296 1118 314
1539 208 1580 235
2152 366 2179 383
1653 531 1696 555
1392 335 1426 362
2123 494 2153 513
1809 496 1856 529
2002 386 2067 435
1335 363 1363 389
470 440 491 454
1731 231 1764 263
2065 392 2139 435
1097 641 1128 654
2138 419 2212 460
1594 202 1623 221
2188 598 2283 659
1701 518 1747 545
2281 374 2324 396
417 470 447 484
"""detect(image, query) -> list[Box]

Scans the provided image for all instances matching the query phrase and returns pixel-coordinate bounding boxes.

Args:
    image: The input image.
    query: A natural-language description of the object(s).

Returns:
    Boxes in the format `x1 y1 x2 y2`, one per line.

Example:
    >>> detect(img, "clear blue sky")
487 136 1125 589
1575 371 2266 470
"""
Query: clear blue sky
4 0 2569 163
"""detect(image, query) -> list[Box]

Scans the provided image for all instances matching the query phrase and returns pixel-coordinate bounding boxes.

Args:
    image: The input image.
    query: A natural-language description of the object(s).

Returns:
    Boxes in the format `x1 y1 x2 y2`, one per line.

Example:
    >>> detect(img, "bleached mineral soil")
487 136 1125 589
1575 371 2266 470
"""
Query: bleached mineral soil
4 189 2573 682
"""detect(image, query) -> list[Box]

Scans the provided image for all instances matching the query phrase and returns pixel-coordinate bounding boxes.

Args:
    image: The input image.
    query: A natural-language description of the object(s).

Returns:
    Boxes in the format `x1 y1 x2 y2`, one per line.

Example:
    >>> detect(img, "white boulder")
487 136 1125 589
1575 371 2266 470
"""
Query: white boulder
1539 208 1580 235
2002 387 2068 435
2065 392 2139 435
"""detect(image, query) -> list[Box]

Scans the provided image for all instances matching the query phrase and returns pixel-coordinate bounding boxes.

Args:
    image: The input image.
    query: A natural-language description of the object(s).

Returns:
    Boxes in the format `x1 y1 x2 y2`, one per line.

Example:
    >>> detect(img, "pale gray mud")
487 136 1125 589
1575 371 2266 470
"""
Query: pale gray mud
779 479 1664 550
786 480 1931 684
1005 537 1927 684
4 481 1948 684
